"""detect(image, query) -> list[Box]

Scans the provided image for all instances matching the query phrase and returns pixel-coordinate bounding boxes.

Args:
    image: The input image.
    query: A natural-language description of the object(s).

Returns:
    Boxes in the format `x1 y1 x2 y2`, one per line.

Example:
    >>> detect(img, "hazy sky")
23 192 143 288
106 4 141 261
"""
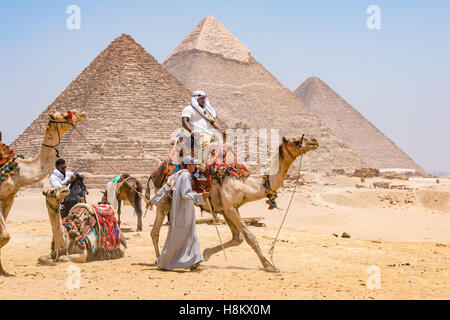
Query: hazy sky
1 1 449 173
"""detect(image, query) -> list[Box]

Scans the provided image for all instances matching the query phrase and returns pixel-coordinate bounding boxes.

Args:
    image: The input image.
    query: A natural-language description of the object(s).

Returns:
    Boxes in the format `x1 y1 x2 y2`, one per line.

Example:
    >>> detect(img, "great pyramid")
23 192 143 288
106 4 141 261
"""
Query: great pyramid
295 77 424 174
163 16 366 172
11 34 192 187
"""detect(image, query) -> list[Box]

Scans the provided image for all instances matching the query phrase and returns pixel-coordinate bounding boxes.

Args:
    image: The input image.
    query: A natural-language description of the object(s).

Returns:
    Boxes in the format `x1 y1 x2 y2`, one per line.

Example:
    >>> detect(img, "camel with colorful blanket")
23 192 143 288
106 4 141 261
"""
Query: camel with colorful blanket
0 110 86 276
39 187 127 264
146 135 319 273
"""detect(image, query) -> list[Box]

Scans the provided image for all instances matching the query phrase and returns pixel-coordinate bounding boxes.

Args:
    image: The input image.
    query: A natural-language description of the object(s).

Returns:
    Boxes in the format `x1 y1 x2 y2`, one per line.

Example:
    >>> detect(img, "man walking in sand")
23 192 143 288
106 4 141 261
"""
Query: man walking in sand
156 156 209 271
181 90 224 181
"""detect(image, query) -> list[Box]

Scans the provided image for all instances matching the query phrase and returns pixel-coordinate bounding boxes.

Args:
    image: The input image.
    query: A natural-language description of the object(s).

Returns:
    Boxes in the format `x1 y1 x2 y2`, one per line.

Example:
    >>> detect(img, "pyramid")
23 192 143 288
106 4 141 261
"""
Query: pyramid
11 34 192 187
295 77 424 174
163 16 366 172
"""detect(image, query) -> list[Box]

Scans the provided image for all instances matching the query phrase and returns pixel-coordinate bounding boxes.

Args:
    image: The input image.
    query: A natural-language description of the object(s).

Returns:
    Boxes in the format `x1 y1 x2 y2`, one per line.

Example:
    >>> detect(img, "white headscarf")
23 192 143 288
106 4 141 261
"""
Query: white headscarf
191 90 216 122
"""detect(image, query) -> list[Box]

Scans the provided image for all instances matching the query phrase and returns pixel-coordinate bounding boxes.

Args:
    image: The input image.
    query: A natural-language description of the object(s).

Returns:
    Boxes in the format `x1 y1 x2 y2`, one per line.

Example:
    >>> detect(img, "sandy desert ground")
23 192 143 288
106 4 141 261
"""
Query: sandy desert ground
0 174 449 300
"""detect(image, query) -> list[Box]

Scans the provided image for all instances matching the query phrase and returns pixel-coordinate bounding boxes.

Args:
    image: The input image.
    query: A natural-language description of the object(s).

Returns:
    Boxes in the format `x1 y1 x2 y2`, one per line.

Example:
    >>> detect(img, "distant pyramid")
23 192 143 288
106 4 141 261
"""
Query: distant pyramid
11 34 192 187
295 77 424 174
167 15 251 63
164 16 366 171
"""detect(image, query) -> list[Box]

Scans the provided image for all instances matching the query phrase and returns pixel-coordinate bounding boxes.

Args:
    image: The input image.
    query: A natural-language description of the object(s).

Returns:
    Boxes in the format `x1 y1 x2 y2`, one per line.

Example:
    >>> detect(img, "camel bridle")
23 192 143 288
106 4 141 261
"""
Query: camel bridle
45 192 61 215
282 135 305 161
41 119 74 158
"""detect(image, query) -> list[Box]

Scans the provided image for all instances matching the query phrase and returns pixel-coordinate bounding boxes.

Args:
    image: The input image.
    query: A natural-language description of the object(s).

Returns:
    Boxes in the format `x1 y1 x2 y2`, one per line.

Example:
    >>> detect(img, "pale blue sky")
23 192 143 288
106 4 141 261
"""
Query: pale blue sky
0 1 449 173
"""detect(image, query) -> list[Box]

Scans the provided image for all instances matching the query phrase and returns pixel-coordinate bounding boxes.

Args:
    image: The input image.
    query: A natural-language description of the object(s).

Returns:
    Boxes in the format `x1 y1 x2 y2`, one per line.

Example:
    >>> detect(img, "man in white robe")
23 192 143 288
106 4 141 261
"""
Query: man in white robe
156 156 209 271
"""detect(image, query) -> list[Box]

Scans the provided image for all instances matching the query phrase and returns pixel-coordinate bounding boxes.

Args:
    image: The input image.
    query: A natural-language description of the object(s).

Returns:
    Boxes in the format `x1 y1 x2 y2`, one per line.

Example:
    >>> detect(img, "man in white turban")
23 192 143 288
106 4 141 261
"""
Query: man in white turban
181 91 224 181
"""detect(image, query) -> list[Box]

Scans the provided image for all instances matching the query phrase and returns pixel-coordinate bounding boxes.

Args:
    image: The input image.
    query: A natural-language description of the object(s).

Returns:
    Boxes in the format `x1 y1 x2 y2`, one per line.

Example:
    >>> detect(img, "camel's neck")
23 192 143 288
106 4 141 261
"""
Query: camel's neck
17 124 64 186
46 201 69 252
266 148 296 191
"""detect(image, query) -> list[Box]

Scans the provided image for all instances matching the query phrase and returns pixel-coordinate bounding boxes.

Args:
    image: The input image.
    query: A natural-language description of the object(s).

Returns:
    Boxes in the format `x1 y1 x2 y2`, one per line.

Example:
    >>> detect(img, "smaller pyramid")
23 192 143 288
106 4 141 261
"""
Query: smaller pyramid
166 15 251 63
295 77 424 174
11 34 193 187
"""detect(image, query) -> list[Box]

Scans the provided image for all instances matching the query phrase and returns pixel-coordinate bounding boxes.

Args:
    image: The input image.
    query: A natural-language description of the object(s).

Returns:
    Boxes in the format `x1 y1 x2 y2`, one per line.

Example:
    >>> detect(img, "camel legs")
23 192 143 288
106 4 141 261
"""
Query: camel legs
202 214 243 262
38 254 56 265
0 197 14 276
132 203 143 232
38 251 88 264
56 251 88 263
150 205 167 259
117 200 122 228
136 211 143 232
223 206 279 273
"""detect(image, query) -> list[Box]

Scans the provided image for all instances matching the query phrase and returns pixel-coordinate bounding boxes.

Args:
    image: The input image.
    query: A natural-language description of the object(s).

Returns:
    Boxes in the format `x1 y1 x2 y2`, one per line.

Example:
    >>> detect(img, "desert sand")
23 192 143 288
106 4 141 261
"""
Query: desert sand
0 175 449 300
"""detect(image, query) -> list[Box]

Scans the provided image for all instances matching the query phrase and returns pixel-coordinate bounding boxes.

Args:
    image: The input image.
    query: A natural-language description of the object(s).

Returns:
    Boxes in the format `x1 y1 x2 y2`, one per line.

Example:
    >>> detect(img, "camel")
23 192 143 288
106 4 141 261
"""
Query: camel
39 187 126 264
101 174 143 231
146 136 319 272
0 110 86 276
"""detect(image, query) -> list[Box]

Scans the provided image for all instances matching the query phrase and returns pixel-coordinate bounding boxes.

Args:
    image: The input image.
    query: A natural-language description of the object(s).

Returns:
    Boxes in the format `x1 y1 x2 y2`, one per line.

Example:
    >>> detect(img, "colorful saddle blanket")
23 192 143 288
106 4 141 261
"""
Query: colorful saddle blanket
164 136 250 180
0 143 23 182
93 204 127 258
206 144 250 179
62 206 97 254
56 204 126 260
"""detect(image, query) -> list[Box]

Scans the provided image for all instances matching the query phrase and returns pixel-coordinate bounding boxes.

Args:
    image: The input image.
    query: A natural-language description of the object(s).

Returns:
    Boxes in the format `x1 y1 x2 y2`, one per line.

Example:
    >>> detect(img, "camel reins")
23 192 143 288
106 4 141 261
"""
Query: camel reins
269 134 305 266
43 118 151 207
41 120 74 158
69 124 152 208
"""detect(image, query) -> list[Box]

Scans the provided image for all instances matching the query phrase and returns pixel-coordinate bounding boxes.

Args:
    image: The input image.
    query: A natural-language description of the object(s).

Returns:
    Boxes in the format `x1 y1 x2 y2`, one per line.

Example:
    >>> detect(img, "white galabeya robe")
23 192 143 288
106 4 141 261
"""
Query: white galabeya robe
157 171 205 270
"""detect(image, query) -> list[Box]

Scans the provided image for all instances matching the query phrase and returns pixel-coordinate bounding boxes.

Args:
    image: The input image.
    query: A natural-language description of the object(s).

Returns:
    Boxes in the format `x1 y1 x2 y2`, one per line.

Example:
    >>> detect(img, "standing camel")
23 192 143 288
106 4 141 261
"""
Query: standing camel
0 110 86 276
101 174 143 231
146 136 319 272
39 187 126 264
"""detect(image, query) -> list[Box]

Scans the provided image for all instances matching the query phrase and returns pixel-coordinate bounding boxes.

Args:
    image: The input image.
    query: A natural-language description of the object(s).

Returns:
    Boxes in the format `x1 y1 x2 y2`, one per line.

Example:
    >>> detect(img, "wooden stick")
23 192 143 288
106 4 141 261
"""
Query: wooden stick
205 197 227 260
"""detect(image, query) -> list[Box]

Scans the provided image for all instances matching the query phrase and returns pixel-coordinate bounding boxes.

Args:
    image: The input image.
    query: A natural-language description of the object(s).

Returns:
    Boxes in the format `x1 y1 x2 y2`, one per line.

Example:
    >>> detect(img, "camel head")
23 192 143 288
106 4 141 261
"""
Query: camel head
46 109 87 132
43 187 70 209
281 136 319 159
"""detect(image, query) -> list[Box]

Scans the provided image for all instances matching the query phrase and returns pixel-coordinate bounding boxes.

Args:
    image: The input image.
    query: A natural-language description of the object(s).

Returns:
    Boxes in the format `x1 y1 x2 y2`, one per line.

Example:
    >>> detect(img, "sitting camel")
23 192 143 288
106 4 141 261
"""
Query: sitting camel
146 136 319 272
0 110 86 276
39 187 126 264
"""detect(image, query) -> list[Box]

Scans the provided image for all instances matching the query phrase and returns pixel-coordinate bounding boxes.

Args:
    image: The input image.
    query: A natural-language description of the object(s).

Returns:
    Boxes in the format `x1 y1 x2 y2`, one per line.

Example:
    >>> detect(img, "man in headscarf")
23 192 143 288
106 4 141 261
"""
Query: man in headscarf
49 158 87 218
181 91 224 181
156 156 209 271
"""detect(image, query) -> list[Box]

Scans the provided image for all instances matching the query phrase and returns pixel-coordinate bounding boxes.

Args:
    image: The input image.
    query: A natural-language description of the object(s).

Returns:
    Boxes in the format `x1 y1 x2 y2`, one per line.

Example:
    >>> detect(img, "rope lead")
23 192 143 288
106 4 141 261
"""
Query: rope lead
269 152 304 265
71 125 152 207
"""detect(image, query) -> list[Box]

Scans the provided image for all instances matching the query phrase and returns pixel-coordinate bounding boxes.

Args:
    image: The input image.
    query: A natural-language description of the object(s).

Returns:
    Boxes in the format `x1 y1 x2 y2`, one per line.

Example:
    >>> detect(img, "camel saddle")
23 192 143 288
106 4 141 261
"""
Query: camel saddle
0 143 22 182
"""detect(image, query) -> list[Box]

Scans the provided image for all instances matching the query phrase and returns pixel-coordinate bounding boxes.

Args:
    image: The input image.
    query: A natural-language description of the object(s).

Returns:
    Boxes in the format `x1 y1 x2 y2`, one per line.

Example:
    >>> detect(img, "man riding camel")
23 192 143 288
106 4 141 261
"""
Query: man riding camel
181 91 224 181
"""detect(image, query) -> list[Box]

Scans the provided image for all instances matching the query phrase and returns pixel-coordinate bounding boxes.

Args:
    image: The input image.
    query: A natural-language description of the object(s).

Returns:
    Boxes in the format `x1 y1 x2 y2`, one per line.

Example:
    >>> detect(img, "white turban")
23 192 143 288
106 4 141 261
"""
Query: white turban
191 90 216 121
